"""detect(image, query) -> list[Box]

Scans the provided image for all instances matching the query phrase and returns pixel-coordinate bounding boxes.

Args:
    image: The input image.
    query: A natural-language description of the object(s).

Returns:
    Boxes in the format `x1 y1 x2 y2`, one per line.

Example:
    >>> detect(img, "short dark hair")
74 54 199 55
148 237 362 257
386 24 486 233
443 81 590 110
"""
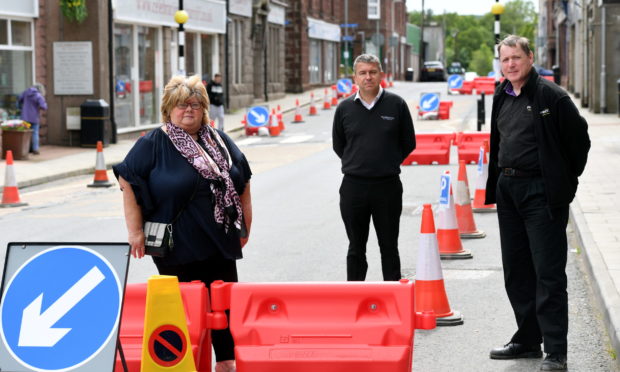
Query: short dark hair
498 35 533 57
214 73 222 78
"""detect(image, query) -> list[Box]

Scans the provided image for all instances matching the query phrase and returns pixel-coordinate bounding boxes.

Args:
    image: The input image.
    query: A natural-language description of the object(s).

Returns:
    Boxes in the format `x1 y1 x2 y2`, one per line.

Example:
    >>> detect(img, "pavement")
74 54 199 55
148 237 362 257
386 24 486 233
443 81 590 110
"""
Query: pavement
1 84 620 358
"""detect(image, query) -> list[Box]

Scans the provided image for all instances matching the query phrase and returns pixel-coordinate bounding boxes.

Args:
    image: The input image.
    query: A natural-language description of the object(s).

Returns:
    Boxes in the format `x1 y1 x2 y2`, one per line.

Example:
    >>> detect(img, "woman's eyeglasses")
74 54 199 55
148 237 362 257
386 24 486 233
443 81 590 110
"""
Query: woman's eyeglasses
177 102 202 110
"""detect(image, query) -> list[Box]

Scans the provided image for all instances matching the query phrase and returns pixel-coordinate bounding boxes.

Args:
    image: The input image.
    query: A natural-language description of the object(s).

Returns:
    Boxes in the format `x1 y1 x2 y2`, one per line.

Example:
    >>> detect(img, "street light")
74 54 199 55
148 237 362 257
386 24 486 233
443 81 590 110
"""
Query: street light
491 1 504 86
452 30 459 63
175 1 189 76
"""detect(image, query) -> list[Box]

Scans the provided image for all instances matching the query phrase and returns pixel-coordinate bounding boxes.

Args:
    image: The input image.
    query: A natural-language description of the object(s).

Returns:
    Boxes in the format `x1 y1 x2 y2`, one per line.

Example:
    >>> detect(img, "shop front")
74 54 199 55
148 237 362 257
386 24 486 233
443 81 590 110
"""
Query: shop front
112 0 225 132
307 17 340 86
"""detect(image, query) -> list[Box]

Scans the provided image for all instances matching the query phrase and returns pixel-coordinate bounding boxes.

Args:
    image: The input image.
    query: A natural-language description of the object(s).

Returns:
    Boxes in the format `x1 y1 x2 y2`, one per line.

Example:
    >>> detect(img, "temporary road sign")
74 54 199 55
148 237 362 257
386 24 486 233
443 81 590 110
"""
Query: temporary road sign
337 79 353 94
0 243 129 372
420 93 440 112
439 174 451 207
477 147 485 174
148 324 188 367
448 75 464 89
246 106 270 127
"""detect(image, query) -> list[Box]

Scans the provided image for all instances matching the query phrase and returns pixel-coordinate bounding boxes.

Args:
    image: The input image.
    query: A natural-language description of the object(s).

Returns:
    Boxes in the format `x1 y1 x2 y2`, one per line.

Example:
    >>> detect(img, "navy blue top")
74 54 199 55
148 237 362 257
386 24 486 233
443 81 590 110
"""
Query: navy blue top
113 128 252 266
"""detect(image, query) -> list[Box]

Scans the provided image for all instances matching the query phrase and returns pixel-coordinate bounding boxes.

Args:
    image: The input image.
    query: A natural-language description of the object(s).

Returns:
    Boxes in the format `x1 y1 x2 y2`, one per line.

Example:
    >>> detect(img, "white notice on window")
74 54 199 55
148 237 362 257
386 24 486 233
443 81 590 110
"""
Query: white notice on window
53 42 94 95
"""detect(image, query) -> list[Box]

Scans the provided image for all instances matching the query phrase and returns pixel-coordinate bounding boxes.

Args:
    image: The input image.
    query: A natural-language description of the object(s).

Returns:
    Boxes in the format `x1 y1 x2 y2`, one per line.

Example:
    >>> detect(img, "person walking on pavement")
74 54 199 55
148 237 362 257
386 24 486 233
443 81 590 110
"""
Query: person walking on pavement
486 35 590 371
207 73 225 131
18 83 47 155
332 54 415 281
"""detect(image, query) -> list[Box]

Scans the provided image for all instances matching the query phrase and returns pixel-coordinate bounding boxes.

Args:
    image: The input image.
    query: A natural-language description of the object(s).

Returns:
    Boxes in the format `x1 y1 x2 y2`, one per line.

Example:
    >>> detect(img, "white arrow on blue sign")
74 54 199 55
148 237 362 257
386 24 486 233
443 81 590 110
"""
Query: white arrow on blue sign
0 246 122 371
439 173 451 207
246 106 270 127
477 146 485 174
420 93 440 112
448 74 464 89
336 79 353 94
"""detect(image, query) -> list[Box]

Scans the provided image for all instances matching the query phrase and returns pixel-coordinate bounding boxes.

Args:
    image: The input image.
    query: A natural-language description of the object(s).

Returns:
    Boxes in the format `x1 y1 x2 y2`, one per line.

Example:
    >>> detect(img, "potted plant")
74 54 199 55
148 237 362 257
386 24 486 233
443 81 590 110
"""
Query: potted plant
1 120 33 160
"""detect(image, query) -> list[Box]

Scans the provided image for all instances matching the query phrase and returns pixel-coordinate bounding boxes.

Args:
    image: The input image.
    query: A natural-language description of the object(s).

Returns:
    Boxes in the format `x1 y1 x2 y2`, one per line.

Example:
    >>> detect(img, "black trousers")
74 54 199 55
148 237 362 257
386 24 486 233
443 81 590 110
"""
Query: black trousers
339 175 403 281
155 254 238 361
496 174 569 355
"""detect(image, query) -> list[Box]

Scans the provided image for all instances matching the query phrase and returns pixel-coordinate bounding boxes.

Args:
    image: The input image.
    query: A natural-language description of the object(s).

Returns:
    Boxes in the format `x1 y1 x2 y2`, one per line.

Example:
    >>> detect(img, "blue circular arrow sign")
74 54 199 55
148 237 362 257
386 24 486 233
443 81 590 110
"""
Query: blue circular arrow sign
0 246 122 371
246 106 270 127
419 93 440 112
448 74 464 89
336 79 353 94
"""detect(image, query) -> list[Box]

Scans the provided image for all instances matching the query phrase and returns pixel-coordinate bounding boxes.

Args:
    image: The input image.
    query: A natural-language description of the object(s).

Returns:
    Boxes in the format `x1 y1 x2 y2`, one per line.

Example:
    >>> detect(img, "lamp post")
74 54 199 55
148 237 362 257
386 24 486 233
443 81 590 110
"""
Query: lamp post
491 1 504 86
391 0 403 80
452 30 459 63
174 2 189 76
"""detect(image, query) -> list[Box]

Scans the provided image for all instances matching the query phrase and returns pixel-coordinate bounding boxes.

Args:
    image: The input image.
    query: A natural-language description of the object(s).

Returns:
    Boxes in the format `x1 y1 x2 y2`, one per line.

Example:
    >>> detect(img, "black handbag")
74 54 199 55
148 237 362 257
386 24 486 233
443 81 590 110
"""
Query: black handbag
143 177 199 257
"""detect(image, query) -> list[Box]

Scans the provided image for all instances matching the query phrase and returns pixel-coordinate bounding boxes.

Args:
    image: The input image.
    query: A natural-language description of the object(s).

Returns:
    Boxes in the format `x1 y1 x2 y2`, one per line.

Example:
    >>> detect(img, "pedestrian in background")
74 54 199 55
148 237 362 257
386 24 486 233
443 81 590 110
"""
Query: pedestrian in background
114 74 252 372
18 83 47 155
207 73 225 131
486 35 590 371
332 54 415 281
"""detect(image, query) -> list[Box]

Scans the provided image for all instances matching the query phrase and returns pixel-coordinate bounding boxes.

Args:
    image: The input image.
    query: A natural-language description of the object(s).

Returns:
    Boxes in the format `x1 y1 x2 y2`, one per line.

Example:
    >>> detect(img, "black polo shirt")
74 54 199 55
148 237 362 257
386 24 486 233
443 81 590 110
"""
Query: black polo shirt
497 82 540 171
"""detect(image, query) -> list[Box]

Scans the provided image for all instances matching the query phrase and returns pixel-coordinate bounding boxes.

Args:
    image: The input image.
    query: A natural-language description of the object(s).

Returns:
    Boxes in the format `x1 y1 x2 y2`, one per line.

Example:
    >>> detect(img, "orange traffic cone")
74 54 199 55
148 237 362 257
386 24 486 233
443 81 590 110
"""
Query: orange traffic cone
331 85 339 106
87 141 113 188
323 88 331 110
437 171 472 259
277 105 285 130
351 84 359 96
415 204 464 326
268 108 280 137
1 150 27 208
455 160 486 239
308 92 318 116
472 140 496 212
292 99 305 123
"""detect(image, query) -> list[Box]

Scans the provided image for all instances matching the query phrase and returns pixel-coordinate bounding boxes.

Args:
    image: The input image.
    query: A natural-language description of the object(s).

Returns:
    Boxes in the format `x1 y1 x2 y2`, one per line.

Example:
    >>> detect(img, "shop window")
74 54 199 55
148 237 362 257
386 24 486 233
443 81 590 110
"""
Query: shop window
268 26 281 84
0 18 33 121
185 32 196 76
138 26 158 125
201 34 214 82
324 42 336 83
309 39 321 84
113 24 134 129
232 19 244 84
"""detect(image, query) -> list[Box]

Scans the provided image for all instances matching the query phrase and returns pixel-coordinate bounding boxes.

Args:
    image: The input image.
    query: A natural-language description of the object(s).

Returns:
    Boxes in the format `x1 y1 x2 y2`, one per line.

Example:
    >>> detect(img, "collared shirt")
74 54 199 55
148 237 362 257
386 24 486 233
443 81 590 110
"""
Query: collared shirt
497 78 539 171
354 86 384 110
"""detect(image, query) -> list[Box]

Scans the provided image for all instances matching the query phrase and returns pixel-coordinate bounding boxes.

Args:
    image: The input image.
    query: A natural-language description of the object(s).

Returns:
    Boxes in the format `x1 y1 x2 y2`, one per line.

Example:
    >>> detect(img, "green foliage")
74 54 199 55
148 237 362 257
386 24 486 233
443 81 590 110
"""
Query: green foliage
60 0 88 23
408 0 537 72
470 44 494 76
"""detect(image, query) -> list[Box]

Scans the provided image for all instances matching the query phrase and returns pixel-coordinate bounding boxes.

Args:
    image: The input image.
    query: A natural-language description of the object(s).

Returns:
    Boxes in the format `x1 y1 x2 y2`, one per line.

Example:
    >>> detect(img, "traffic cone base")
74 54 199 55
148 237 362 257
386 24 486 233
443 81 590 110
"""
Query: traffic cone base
460 229 486 239
436 310 464 326
437 229 472 259
415 279 453 318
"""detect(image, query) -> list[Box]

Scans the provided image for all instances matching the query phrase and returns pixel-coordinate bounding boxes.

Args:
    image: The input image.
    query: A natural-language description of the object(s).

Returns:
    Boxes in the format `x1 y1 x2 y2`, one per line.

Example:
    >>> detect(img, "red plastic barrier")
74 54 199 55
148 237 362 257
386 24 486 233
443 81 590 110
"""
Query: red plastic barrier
456 131 491 164
543 75 554 82
438 101 453 120
211 280 435 372
456 80 474 95
403 132 455 165
115 281 225 372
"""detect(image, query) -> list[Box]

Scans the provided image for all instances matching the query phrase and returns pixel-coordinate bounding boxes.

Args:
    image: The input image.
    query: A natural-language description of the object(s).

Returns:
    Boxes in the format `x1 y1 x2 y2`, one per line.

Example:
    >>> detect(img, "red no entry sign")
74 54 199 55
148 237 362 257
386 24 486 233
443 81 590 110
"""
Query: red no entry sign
148 324 187 367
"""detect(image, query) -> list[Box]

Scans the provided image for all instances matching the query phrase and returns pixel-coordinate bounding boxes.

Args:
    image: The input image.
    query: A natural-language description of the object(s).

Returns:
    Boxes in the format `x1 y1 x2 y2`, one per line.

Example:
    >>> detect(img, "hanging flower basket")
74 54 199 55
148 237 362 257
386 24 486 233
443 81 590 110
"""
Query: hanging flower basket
60 0 88 23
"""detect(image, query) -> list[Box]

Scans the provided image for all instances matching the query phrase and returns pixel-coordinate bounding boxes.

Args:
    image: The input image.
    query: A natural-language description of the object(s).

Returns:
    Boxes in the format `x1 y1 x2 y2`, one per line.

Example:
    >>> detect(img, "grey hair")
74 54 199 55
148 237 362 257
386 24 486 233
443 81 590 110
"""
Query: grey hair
353 54 383 73
33 82 46 97
497 35 533 57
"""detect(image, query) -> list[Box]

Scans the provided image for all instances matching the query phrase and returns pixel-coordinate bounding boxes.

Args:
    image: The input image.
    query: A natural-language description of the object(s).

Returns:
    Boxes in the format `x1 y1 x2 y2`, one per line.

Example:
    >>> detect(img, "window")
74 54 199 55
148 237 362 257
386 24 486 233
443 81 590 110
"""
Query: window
0 18 34 120
231 19 244 84
185 32 197 76
368 0 381 20
309 39 321 84
268 26 281 84
113 24 134 128
324 42 337 83
201 34 214 82
137 26 158 125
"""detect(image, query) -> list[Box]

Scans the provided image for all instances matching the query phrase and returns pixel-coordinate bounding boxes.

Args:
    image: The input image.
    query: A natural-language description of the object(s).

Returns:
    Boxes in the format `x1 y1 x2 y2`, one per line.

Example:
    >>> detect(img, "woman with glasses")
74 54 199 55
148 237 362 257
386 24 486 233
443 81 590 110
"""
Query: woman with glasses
114 75 252 372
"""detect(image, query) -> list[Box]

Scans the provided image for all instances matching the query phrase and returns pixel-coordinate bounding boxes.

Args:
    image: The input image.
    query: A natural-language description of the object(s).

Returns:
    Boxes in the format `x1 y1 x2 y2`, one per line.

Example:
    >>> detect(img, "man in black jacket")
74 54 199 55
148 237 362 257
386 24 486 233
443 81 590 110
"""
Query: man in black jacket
332 54 415 281
207 73 225 131
486 35 590 371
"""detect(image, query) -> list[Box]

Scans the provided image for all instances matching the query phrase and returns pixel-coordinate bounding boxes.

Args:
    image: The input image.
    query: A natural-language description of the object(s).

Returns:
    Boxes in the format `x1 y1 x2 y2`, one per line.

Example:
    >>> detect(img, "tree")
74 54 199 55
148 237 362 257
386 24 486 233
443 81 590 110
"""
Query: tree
470 44 494 76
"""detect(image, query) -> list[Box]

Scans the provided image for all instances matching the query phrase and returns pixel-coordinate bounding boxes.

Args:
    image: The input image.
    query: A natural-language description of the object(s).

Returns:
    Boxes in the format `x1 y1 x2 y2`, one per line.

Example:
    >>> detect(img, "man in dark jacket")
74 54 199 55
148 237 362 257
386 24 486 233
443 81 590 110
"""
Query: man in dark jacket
486 35 590 371
207 73 225 131
332 54 415 281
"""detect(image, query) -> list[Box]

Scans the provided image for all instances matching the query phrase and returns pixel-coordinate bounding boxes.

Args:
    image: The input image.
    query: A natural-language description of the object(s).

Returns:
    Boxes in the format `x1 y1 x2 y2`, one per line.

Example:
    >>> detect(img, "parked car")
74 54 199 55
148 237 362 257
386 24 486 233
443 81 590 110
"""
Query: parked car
420 61 446 82
447 62 465 76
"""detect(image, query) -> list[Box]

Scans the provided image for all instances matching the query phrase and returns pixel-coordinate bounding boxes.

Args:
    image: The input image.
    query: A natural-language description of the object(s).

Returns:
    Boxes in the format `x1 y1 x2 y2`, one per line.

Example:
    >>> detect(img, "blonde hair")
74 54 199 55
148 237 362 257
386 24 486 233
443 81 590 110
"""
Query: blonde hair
161 75 210 125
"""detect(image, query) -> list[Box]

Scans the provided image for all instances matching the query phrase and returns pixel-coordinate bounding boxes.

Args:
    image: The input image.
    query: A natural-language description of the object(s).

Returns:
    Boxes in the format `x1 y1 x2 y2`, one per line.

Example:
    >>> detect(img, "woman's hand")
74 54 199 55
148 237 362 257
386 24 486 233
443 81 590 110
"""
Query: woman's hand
128 229 146 258
240 235 249 248
239 182 252 249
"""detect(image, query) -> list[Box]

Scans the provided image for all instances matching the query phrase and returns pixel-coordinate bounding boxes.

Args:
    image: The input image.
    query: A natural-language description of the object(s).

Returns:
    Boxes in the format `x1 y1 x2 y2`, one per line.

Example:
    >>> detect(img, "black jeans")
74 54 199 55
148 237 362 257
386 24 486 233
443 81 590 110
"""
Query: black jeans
496 174 569 355
339 175 403 281
155 254 238 361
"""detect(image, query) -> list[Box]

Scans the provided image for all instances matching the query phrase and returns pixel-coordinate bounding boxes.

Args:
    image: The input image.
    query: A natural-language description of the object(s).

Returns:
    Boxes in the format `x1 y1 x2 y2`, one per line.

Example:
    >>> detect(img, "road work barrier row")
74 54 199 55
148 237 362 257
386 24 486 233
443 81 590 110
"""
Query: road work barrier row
402 131 490 166
115 277 436 372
